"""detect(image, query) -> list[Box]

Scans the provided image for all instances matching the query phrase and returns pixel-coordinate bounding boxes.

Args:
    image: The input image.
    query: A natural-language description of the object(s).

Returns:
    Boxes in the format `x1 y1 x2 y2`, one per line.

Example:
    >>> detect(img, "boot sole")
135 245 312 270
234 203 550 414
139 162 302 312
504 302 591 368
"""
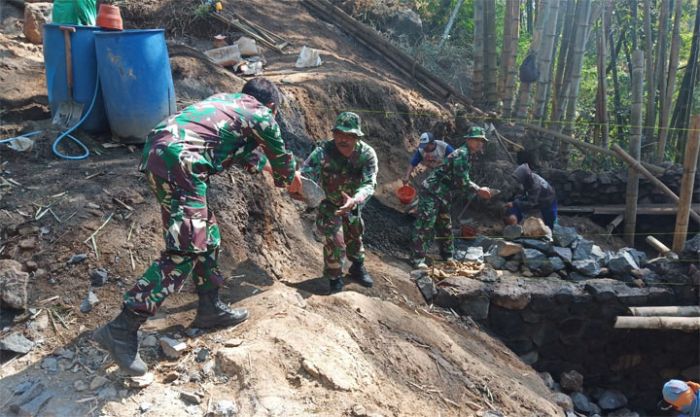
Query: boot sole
92 326 148 376
190 312 249 330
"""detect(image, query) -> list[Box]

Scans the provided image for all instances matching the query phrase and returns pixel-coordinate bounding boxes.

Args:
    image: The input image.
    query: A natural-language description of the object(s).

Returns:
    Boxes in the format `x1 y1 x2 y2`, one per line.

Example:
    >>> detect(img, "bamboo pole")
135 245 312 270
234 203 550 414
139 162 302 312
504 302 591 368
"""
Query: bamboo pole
484 0 498 108
501 0 520 116
624 49 645 245
523 123 664 175
533 0 560 122
612 143 700 224
614 316 700 332
596 12 609 148
473 0 485 105
642 0 656 155
563 0 593 137
629 306 700 317
657 0 683 162
646 235 672 255
672 107 700 252
438 0 466 49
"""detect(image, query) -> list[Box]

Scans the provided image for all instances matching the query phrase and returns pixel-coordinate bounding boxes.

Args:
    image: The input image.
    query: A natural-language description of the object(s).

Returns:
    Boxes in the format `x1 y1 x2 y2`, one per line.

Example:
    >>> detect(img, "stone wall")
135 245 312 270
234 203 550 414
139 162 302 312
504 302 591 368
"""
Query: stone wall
432 275 699 414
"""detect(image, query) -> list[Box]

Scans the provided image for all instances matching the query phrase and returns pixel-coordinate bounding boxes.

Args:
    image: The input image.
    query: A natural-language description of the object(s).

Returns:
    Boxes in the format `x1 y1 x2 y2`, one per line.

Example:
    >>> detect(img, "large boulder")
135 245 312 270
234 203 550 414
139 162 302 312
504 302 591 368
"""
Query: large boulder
492 281 531 310
553 225 578 247
434 277 490 320
24 3 53 45
522 217 551 239
560 370 584 392
1 260 29 310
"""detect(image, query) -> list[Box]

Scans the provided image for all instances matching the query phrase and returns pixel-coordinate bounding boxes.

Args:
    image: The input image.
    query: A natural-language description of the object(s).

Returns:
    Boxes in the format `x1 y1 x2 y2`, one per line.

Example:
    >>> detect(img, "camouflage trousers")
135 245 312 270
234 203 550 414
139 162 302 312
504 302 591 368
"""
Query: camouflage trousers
411 192 453 260
124 172 223 316
316 200 365 278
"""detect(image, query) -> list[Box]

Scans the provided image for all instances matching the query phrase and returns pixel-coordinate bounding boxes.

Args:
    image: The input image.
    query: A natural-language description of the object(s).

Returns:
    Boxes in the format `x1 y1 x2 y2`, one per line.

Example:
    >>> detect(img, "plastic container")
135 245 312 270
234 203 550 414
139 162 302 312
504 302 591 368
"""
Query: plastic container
204 44 241 66
94 29 176 143
43 24 109 133
96 4 123 30
396 185 416 205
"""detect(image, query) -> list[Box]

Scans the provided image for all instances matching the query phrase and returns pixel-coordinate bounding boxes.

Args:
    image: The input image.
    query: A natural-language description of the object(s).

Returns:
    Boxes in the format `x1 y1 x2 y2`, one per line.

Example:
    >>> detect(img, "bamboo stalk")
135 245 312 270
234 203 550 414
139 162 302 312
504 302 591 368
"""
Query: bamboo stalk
438 0 466 48
614 316 700 332
499 0 519 113
657 0 683 162
624 49 645 245
629 306 700 317
563 0 593 137
672 110 700 252
645 235 672 255
596 10 609 148
473 0 485 105
533 0 560 122
612 143 700 224
484 0 498 108
642 0 656 154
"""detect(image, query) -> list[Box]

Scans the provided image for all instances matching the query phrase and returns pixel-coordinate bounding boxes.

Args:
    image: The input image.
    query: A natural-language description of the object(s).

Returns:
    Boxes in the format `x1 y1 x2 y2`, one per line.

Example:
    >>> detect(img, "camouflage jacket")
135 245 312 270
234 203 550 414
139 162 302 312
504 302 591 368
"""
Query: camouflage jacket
301 139 378 207
140 93 296 190
421 145 476 205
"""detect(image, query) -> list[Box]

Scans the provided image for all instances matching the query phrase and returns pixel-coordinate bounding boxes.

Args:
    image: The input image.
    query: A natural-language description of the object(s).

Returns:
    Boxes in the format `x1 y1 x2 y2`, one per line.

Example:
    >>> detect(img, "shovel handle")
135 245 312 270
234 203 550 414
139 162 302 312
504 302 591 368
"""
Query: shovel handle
60 26 76 98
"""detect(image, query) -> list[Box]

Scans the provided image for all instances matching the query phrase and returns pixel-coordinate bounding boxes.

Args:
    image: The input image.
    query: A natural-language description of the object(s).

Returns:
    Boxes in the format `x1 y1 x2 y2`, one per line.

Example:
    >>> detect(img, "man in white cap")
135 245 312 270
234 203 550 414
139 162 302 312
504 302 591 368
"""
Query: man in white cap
401 132 455 185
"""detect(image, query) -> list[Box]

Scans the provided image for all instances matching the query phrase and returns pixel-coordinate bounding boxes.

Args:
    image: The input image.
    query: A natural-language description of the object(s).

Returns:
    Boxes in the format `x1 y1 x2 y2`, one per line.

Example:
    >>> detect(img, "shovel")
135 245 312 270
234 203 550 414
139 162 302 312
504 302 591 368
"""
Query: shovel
52 26 84 128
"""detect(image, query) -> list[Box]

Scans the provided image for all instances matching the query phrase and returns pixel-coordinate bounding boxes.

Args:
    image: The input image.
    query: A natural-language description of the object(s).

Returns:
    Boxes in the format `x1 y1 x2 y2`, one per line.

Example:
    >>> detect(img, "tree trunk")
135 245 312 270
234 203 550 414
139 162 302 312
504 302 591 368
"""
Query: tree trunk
551 0 576 122
472 0 485 105
562 0 593 137
642 0 656 159
654 0 669 155
438 0 466 49
657 0 683 162
672 95 700 252
501 0 520 116
533 0 561 122
483 0 498 108
609 6 625 139
671 0 700 160
624 50 645 246
596 13 609 148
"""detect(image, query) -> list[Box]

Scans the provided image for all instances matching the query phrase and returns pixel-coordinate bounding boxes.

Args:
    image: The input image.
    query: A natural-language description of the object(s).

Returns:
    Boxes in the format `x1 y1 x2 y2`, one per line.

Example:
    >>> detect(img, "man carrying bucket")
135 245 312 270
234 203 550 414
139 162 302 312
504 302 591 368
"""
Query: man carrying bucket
410 126 492 269
94 78 302 376
300 112 378 294
401 132 455 185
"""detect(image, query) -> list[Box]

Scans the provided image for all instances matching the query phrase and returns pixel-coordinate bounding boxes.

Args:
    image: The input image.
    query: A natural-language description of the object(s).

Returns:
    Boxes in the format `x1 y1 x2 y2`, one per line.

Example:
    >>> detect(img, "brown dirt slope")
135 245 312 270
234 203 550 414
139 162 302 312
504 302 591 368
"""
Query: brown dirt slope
0 1 563 416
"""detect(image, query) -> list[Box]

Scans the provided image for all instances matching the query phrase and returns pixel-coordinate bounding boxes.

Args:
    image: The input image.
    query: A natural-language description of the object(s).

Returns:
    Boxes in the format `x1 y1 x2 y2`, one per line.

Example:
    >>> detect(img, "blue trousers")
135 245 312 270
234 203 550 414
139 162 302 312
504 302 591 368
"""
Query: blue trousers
508 200 558 228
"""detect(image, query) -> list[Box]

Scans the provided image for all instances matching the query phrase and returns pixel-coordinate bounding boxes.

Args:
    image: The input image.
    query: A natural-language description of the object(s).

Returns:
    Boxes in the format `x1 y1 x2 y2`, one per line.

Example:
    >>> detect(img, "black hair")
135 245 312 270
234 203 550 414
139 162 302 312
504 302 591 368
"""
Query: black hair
242 77 281 107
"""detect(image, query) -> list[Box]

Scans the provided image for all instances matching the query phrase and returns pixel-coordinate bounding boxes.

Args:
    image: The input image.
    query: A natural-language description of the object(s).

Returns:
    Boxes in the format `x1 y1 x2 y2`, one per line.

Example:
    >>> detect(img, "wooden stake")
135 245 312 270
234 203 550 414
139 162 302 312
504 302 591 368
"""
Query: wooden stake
614 316 700 332
672 111 700 252
645 235 672 255
624 49 644 246
612 144 700 224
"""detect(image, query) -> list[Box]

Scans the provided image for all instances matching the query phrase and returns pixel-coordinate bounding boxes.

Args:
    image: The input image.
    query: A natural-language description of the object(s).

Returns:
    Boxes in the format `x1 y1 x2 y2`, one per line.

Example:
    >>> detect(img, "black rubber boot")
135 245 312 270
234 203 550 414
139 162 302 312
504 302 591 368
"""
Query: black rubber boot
93 307 148 376
329 276 344 294
349 262 374 288
191 288 249 329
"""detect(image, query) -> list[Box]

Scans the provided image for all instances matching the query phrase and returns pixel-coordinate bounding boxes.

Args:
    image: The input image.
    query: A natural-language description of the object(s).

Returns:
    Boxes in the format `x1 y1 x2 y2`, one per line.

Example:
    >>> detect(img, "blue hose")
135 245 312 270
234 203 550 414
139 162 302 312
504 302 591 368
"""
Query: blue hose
50 77 100 160
0 130 42 145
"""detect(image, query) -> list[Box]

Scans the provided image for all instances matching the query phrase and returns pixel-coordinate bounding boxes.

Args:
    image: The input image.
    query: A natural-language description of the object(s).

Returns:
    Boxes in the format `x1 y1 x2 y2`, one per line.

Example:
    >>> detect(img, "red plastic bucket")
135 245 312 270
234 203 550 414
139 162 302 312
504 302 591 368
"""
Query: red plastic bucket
396 185 416 205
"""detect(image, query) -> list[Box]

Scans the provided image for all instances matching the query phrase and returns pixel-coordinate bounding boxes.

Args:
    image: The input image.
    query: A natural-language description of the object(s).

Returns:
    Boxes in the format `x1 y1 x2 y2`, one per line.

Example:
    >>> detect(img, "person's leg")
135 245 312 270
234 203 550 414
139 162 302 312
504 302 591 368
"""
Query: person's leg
436 201 454 260
344 207 372 287
540 199 558 228
316 201 345 292
410 194 438 266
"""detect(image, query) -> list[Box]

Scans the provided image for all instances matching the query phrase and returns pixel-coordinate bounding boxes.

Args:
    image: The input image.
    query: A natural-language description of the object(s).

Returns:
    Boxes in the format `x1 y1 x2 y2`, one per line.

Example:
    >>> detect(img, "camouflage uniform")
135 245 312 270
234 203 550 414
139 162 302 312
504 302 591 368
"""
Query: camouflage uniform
301 113 378 279
124 93 296 315
411 145 476 262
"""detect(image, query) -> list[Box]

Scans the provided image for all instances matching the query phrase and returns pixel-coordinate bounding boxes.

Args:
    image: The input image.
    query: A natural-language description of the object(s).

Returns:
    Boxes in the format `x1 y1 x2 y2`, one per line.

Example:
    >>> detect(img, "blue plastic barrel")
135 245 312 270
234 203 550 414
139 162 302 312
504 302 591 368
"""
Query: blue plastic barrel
94 29 176 142
43 24 109 133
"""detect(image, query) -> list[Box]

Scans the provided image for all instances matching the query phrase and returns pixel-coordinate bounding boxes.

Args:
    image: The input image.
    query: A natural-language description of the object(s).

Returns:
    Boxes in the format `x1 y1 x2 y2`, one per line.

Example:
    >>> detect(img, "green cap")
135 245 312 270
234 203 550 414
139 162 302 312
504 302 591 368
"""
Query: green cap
465 126 488 141
332 112 364 137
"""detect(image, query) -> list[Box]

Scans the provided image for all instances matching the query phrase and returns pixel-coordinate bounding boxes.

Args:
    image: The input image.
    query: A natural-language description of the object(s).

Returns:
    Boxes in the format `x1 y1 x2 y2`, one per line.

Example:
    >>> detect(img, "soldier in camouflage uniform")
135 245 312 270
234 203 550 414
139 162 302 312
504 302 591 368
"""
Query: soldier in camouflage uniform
301 112 378 293
410 126 492 269
94 78 302 376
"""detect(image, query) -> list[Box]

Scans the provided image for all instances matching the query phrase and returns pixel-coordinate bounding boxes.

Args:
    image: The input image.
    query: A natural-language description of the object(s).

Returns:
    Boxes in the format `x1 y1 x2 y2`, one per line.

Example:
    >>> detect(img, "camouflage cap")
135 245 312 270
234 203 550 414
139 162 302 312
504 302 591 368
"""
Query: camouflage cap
464 126 488 141
332 112 364 137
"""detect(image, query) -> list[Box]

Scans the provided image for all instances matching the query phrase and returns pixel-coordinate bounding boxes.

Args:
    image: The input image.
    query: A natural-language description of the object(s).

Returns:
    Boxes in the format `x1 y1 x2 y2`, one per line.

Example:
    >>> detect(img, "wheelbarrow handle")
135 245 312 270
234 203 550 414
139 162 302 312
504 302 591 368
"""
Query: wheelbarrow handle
59 26 76 97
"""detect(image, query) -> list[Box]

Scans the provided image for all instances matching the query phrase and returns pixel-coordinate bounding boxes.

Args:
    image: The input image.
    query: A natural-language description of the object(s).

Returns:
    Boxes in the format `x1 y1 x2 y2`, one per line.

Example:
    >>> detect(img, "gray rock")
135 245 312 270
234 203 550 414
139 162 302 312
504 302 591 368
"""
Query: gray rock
568 272 588 282
160 337 187 359
41 357 58 373
553 225 579 248
552 246 573 264
180 390 201 404
140 402 153 412
0 332 34 354
185 328 203 338
597 389 628 410
90 376 109 390
434 277 489 320
497 241 524 257
97 385 117 400
517 238 553 254
571 392 594 414
572 259 600 277
523 217 552 239
141 335 158 348
13 381 35 395
538 372 555 390
80 290 100 313
590 245 607 263
608 251 639 275
505 260 520 272
553 392 574 411
484 248 506 269
462 246 484 262
607 408 639 417
415 276 436 303
213 399 238 416
549 257 565 272
73 380 88 392
621 248 647 267
573 239 594 261
67 254 88 265
560 370 584 392
503 224 523 240
523 249 552 276
492 282 531 310
89 269 108 287
196 348 210 363
0 259 29 310
54 347 74 360
519 351 538 365
387 8 423 42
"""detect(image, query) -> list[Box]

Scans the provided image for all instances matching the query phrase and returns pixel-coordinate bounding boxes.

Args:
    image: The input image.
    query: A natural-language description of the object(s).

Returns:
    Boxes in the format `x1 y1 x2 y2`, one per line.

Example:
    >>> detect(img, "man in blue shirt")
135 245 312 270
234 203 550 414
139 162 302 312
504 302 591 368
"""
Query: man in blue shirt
402 132 455 185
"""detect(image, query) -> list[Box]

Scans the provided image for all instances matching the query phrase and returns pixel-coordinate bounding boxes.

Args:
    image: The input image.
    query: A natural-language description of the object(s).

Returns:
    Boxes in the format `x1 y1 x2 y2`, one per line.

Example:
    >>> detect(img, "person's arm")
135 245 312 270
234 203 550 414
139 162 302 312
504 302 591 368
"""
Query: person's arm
352 147 378 205
250 110 296 187
444 144 455 156
402 150 421 183
301 146 324 184
452 152 490 199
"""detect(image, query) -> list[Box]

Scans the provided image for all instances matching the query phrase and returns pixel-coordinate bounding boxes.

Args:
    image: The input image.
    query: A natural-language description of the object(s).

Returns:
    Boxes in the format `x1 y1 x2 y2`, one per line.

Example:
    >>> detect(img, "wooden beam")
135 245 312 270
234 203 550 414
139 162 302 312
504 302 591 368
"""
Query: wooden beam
646 235 672 255
523 123 664 175
629 306 700 317
605 213 624 235
672 111 700 252
612 144 700 224
557 204 700 216
614 316 700 332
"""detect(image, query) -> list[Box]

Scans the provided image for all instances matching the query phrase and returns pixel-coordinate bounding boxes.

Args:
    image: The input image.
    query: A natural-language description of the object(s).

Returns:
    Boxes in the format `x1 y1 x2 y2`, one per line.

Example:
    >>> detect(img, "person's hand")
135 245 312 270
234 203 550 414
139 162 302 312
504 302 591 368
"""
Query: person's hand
504 202 513 209
288 171 302 194
262 162 273 174
289 192 305 202
477 187 492 200
401 176 409 185
335 192 356 216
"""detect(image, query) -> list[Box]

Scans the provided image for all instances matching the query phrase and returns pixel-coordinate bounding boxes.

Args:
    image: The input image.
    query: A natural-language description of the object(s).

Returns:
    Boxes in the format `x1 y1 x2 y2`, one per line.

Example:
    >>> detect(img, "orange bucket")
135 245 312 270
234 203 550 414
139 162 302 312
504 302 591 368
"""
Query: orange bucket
461 224 477 238
96 4 123 31
396 185 416 205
